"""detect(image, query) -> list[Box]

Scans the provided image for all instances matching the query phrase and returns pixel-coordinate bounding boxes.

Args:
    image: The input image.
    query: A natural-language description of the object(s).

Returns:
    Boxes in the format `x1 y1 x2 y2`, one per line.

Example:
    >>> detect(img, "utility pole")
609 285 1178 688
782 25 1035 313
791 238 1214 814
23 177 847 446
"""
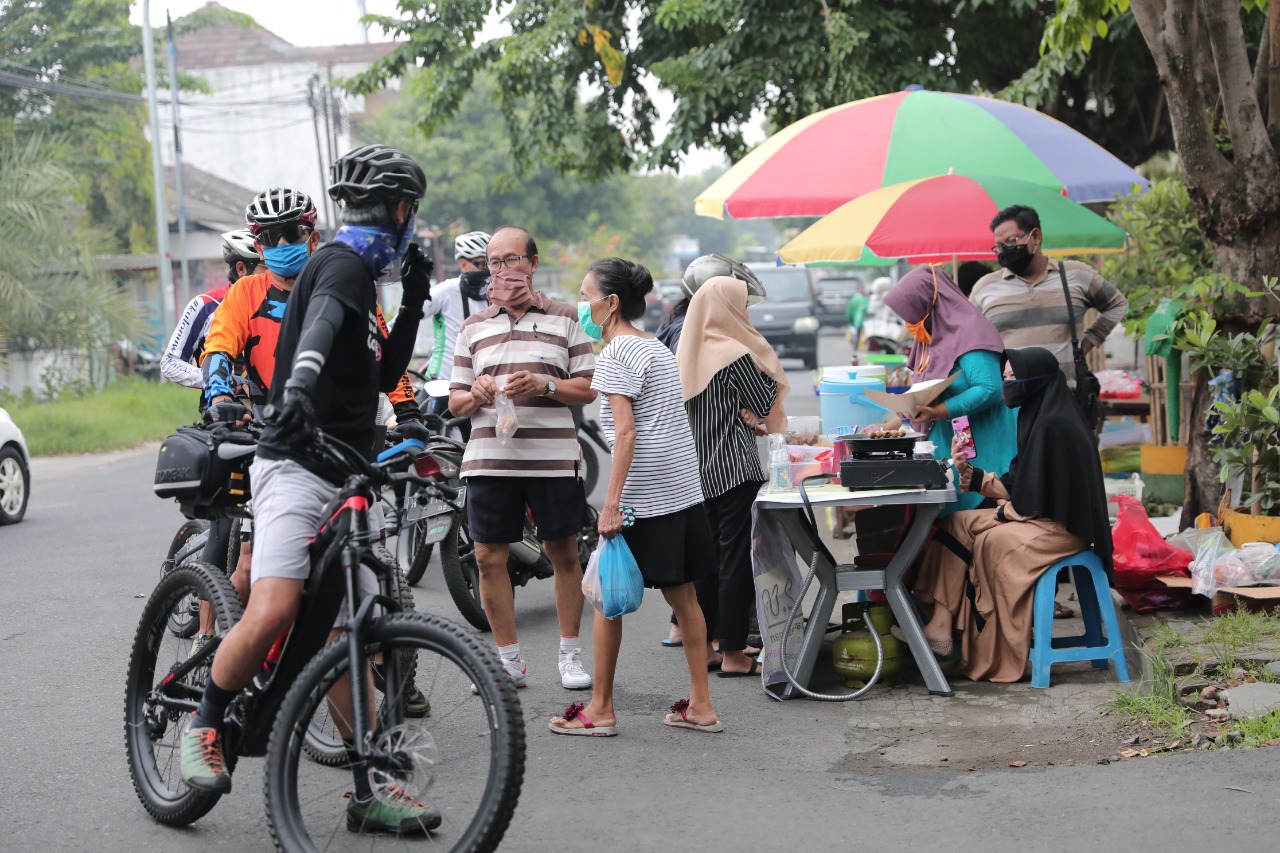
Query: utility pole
141 0 175 332
166 12 190 299
307 75 333 229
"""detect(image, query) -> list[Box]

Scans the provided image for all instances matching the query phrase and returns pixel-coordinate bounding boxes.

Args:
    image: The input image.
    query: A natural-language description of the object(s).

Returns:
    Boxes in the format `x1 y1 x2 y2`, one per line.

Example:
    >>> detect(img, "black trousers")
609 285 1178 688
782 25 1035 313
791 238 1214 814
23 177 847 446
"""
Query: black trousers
697 479 764 653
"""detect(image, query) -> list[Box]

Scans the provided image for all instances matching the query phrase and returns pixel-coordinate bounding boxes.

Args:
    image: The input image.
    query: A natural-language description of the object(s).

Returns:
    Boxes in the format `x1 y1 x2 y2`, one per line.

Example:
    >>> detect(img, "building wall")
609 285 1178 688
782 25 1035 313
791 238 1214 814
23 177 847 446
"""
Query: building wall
157 61 385 231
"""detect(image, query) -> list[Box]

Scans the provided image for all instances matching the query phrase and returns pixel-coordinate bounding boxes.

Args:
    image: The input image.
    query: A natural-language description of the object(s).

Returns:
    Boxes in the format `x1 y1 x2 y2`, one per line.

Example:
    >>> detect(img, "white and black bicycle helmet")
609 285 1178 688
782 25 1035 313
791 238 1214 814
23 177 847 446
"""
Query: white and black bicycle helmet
681 253 767 302
328 144 426 211
244 188 318 234
220 228 259 264
454 230 491 261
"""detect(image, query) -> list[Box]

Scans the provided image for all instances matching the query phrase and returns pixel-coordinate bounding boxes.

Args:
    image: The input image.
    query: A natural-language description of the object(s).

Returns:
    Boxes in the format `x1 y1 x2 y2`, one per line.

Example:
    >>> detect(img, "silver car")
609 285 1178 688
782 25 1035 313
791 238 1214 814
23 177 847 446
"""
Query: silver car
0 406 30 524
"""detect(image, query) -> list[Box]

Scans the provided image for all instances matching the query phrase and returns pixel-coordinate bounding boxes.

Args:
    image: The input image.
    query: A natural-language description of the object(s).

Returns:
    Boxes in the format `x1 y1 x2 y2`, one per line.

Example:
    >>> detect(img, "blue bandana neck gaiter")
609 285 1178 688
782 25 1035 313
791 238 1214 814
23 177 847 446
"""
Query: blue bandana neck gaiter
334 224 400 278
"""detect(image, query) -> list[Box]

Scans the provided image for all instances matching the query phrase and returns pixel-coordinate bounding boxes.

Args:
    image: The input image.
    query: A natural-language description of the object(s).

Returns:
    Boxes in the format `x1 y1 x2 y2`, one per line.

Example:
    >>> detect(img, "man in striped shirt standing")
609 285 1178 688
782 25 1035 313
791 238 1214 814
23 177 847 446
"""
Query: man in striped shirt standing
970 205 1128 382
449 225 599 690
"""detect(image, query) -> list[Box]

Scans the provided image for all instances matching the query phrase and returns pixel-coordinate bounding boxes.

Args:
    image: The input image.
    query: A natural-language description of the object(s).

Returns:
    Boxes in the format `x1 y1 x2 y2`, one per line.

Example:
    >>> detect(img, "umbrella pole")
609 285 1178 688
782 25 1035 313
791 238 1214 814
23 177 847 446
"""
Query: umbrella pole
951 255 958 281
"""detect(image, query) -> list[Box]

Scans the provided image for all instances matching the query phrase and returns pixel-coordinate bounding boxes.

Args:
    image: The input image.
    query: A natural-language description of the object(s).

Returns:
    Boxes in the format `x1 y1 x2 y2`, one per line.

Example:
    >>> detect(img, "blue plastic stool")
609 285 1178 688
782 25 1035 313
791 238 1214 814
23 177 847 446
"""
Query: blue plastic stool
1028 550 1131 689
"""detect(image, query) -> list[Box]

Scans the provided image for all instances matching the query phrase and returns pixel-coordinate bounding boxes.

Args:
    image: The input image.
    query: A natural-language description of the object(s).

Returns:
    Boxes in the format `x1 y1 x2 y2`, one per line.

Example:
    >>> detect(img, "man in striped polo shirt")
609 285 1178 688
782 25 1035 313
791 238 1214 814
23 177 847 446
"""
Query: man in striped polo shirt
971 204 1128 382
449 225 598 690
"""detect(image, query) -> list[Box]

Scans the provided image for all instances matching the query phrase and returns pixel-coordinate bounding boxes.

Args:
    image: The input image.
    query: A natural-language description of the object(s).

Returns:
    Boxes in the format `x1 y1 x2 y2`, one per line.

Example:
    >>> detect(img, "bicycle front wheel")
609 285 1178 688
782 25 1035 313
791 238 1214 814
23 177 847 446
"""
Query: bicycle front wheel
265 612 524 853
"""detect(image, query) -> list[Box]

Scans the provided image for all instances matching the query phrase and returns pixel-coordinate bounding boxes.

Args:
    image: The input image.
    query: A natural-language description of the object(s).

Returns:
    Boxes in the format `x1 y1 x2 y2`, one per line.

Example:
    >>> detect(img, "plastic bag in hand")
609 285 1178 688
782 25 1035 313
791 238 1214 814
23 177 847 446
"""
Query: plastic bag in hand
494 379 519 445
599 535 644 619
581 545 605 615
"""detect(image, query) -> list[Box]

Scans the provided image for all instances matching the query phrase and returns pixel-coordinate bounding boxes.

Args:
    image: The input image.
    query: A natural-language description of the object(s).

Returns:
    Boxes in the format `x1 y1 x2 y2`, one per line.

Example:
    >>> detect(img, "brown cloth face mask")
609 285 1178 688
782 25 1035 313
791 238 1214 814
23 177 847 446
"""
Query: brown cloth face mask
487 267 534 311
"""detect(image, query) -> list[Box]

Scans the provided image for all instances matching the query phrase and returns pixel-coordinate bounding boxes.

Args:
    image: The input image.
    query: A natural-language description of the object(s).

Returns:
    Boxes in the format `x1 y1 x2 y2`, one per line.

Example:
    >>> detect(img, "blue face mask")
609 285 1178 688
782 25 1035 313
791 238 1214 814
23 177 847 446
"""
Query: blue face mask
334 216 415 278
260 241 310 278
577 296 608 341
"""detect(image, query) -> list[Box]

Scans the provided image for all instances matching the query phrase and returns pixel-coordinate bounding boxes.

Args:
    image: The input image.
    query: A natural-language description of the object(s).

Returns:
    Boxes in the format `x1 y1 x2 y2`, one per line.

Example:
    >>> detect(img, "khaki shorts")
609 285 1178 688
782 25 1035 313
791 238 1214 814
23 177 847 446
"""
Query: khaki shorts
248 457 377 624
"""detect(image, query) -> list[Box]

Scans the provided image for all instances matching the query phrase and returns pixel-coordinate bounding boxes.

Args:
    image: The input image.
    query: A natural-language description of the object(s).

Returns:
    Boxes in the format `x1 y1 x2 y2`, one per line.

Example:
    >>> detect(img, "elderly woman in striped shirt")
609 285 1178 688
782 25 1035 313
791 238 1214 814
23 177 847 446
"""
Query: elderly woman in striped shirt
550 258 723 736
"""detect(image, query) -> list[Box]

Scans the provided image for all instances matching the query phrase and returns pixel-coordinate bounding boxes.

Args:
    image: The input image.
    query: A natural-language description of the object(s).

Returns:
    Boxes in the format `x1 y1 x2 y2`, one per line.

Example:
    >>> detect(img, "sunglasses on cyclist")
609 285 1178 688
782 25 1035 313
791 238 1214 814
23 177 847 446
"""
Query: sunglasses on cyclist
253 223 313 246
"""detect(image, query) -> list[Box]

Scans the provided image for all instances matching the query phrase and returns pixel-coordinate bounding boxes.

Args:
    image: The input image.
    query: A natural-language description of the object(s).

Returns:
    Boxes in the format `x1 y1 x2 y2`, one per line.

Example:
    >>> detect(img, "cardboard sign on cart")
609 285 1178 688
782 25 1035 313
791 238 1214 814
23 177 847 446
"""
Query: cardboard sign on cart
863 372 960 417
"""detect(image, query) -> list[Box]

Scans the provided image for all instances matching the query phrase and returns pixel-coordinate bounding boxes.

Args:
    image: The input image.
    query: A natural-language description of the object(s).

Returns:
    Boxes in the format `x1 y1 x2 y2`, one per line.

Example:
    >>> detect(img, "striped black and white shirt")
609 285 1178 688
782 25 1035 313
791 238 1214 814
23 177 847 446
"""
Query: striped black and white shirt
686 354 778 500
593 336 703 518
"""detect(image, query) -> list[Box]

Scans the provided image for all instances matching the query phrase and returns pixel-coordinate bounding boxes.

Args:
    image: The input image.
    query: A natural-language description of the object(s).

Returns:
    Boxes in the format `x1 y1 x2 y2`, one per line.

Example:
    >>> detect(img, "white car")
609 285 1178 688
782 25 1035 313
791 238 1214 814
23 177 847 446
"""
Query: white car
0 407 30 524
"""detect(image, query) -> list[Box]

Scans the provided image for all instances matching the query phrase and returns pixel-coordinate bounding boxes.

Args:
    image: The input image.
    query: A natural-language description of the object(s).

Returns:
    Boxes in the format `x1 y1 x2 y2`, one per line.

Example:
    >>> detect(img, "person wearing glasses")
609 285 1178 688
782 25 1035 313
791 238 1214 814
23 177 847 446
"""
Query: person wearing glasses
970 204 1128 383
449 225 598 691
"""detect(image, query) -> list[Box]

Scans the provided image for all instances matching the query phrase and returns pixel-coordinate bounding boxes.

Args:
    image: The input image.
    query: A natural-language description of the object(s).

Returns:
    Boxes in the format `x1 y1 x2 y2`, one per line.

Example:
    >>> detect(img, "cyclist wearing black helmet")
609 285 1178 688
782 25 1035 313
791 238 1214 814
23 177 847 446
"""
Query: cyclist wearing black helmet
182 145 439 835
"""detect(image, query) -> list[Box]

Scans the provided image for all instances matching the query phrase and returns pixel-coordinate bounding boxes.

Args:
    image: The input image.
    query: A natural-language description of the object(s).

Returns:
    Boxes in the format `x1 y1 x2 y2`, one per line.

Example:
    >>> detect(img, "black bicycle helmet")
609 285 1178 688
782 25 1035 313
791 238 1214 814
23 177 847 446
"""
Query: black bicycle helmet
244 188 318 232
220 228 259 264
328 144 426 210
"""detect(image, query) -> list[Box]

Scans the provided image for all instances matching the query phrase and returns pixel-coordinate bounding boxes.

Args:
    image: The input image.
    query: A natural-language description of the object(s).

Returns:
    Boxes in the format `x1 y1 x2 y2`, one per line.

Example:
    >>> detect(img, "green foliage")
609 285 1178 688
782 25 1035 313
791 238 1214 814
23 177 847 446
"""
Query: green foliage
0 134 143 358
0 0 156 252
1100 177 1214 336
1106 643 1191 736
352 0 1162 180
2 378 197 456
1177 310 1280 515
358 73 749 272
1235 709 1280 745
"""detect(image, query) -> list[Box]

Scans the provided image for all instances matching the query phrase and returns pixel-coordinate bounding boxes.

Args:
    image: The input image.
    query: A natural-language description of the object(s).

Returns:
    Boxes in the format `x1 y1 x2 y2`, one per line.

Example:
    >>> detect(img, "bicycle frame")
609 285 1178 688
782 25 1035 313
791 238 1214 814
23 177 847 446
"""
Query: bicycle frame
150 434 458 765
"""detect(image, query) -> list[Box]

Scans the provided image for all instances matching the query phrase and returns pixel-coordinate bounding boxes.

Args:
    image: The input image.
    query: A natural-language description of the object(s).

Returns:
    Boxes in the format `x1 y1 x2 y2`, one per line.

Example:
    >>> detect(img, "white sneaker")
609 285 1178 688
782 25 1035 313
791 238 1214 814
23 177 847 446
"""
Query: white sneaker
558 649 592 690
472 657 527 695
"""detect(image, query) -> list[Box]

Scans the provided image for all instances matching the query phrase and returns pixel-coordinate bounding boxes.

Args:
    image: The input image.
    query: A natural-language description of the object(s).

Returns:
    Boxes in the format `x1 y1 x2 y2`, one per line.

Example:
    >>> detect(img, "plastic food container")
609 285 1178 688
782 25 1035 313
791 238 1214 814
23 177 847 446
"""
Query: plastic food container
784 416 822 446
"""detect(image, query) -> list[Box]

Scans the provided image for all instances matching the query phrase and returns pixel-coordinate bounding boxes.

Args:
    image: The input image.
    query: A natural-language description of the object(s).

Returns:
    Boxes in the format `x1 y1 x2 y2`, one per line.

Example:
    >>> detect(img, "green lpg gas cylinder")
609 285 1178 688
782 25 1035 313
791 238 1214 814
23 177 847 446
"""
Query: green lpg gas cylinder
831 602 904 689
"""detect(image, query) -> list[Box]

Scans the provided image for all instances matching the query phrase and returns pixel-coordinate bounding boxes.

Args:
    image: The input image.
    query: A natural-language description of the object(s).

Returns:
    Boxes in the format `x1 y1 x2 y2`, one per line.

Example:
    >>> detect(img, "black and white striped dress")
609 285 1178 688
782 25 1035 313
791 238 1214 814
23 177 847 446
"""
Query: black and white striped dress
592 335 704 517
686 353 778 499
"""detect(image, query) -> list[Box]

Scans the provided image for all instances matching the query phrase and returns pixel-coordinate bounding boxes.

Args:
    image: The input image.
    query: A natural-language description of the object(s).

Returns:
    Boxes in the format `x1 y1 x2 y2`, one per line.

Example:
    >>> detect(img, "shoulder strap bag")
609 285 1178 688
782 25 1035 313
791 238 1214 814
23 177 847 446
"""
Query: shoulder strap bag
1059 264 1102 431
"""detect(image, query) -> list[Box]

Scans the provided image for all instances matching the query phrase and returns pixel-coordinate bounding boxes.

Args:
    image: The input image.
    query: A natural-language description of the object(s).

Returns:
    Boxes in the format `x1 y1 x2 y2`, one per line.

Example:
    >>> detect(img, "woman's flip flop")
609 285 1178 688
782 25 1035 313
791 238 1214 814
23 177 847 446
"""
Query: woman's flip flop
663 699 724 733
716 659 762 679
549 702 617 737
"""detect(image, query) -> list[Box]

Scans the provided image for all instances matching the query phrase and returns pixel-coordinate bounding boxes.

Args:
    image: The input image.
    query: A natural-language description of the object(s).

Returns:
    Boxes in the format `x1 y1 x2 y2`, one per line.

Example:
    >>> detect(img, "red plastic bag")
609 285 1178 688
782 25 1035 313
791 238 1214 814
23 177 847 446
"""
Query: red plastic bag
1110 494 1193 612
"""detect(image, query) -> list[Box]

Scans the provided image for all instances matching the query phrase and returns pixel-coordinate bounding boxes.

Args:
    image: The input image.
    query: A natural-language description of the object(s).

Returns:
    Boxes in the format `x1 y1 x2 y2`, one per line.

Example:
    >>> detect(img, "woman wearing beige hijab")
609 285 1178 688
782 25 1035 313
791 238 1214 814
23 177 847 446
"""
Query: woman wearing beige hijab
677 276 789 677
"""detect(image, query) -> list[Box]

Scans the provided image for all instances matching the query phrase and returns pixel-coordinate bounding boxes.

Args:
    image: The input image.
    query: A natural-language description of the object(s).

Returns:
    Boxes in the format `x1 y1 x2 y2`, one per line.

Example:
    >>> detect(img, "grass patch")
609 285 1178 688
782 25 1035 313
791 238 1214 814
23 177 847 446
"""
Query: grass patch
1198 610 1280 647
1235 710 1280 746
1148 619 1188 649
4 380 199 455
1106 645 1192 736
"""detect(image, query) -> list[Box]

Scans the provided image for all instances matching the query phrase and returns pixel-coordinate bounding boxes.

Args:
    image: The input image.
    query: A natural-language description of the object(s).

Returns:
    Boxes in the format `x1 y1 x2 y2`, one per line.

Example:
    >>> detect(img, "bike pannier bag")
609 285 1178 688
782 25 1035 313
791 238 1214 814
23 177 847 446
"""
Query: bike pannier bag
153 425 252 518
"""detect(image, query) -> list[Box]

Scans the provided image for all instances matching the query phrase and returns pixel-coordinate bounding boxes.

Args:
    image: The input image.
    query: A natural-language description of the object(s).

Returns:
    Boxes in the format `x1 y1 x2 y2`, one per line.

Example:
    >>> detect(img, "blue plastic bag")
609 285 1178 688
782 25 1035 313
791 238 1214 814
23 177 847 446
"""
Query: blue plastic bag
599 535 644 619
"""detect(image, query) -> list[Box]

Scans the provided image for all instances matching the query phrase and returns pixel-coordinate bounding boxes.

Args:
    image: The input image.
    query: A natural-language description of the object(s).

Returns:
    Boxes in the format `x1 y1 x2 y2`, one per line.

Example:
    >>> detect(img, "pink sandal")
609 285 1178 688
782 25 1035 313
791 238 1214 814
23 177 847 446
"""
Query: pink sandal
549 702 617 737
663 698 724 733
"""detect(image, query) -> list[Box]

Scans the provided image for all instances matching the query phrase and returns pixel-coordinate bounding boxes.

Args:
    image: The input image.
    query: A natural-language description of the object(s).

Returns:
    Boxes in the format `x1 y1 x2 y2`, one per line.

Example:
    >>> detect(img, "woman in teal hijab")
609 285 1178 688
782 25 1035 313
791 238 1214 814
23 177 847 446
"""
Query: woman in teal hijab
883 266 1016 515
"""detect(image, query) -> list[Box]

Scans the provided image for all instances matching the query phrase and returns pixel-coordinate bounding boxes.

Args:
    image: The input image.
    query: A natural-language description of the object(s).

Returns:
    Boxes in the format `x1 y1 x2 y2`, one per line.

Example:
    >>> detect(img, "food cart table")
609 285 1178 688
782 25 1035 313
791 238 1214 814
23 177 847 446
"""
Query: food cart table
753 483 957 700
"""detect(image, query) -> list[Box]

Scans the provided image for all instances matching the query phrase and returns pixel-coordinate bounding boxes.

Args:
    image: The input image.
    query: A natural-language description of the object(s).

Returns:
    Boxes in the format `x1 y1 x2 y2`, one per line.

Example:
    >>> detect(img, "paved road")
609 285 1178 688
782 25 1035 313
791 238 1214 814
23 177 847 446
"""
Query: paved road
2 333 1278 851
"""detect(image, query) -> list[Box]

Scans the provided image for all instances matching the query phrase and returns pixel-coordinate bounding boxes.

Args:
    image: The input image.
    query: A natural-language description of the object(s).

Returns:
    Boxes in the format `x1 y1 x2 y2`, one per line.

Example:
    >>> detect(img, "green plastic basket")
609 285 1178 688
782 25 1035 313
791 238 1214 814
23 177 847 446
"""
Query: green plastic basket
862 353 907 366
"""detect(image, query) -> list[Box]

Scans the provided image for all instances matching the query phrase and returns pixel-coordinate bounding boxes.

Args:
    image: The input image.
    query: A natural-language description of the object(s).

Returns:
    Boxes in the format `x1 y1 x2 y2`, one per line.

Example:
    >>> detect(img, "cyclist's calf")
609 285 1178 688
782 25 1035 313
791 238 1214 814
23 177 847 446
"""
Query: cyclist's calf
209 576 304 691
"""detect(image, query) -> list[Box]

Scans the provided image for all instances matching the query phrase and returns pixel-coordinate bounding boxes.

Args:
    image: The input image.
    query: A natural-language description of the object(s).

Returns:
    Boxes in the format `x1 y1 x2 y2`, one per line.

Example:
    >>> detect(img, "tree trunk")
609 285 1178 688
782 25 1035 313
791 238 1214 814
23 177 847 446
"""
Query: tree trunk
1130 1 1280 520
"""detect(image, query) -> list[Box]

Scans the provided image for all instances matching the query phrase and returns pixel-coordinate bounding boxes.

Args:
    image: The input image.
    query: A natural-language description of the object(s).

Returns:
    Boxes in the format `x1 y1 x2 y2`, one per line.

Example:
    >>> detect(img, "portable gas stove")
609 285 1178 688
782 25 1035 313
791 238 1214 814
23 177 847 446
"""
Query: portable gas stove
837 434 952 491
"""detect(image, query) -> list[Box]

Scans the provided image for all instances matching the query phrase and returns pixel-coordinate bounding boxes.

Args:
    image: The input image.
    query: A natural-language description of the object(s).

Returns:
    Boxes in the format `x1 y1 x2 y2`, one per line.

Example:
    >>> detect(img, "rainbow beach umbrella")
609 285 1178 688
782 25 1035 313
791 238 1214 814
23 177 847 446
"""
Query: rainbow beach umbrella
696 89 1147 219
776 174 1127 266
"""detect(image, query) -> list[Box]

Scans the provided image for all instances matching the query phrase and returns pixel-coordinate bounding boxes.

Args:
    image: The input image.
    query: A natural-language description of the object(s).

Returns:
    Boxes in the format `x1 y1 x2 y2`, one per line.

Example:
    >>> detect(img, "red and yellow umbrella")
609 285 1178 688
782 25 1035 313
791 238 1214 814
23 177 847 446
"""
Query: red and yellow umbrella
697 88 1147 219
777 174 1127 266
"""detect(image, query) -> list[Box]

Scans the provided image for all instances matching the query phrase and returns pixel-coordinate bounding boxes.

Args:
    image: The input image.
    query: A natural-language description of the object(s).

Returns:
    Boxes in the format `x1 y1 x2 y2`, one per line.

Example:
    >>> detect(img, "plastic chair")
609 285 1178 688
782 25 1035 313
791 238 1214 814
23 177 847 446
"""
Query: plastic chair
1028 550 1131 689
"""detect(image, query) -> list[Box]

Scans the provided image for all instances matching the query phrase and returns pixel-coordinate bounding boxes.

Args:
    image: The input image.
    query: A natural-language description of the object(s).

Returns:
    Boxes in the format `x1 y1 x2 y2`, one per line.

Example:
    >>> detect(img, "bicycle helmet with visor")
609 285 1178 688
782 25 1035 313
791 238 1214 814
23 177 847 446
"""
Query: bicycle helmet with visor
244 188 318 245
327 144 426 213
454 230 491 262
681 253 767 304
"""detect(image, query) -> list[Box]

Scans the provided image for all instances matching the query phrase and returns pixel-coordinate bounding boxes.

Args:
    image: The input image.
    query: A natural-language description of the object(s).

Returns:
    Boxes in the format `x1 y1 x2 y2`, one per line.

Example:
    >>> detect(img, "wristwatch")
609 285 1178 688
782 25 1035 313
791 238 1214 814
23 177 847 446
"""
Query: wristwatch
544 379 557 397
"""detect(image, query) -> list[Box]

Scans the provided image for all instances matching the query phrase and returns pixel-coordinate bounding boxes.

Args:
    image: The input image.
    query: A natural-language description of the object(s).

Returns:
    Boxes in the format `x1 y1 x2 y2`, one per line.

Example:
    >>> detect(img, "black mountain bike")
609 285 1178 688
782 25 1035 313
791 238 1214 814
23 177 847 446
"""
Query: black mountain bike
126 428 525 851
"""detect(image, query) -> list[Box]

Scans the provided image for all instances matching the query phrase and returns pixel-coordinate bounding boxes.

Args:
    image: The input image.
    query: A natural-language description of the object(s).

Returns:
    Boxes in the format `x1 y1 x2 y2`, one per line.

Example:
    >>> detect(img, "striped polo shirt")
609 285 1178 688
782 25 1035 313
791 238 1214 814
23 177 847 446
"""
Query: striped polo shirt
451 293 596 477
969 258 1128 377
593 335 703 518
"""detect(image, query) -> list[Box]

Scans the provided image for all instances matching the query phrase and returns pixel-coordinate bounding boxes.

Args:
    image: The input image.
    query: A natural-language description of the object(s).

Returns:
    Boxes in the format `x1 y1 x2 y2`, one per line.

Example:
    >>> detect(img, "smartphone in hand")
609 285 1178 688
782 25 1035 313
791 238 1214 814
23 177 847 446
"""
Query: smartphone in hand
951 415 976 460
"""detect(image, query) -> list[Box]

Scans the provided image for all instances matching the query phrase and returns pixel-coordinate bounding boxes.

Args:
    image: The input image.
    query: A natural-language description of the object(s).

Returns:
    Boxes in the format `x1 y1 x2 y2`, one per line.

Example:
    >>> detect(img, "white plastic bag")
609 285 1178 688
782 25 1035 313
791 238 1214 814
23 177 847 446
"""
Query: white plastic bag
581 543 605 615
494 378 519 445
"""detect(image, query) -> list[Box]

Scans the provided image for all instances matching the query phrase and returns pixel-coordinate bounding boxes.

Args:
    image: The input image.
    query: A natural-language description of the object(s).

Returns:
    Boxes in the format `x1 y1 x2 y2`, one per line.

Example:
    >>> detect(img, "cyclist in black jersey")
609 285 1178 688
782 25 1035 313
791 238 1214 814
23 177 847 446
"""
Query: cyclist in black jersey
181 145 438 834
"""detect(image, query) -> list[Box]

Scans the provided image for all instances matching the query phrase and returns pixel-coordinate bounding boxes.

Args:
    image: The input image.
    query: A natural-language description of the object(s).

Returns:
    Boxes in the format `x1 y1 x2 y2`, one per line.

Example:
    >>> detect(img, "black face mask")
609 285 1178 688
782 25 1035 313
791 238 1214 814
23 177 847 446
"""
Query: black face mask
1002 374 1055 408
997 243 1035 275
459 268 490 302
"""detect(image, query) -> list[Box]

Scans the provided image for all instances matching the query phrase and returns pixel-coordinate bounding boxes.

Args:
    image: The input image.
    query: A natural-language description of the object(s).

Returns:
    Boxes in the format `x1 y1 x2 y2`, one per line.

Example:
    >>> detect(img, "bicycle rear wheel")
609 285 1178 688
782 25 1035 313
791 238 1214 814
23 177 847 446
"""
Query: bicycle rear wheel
125 561 243 825
162 519 210 639
265 612 524 853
